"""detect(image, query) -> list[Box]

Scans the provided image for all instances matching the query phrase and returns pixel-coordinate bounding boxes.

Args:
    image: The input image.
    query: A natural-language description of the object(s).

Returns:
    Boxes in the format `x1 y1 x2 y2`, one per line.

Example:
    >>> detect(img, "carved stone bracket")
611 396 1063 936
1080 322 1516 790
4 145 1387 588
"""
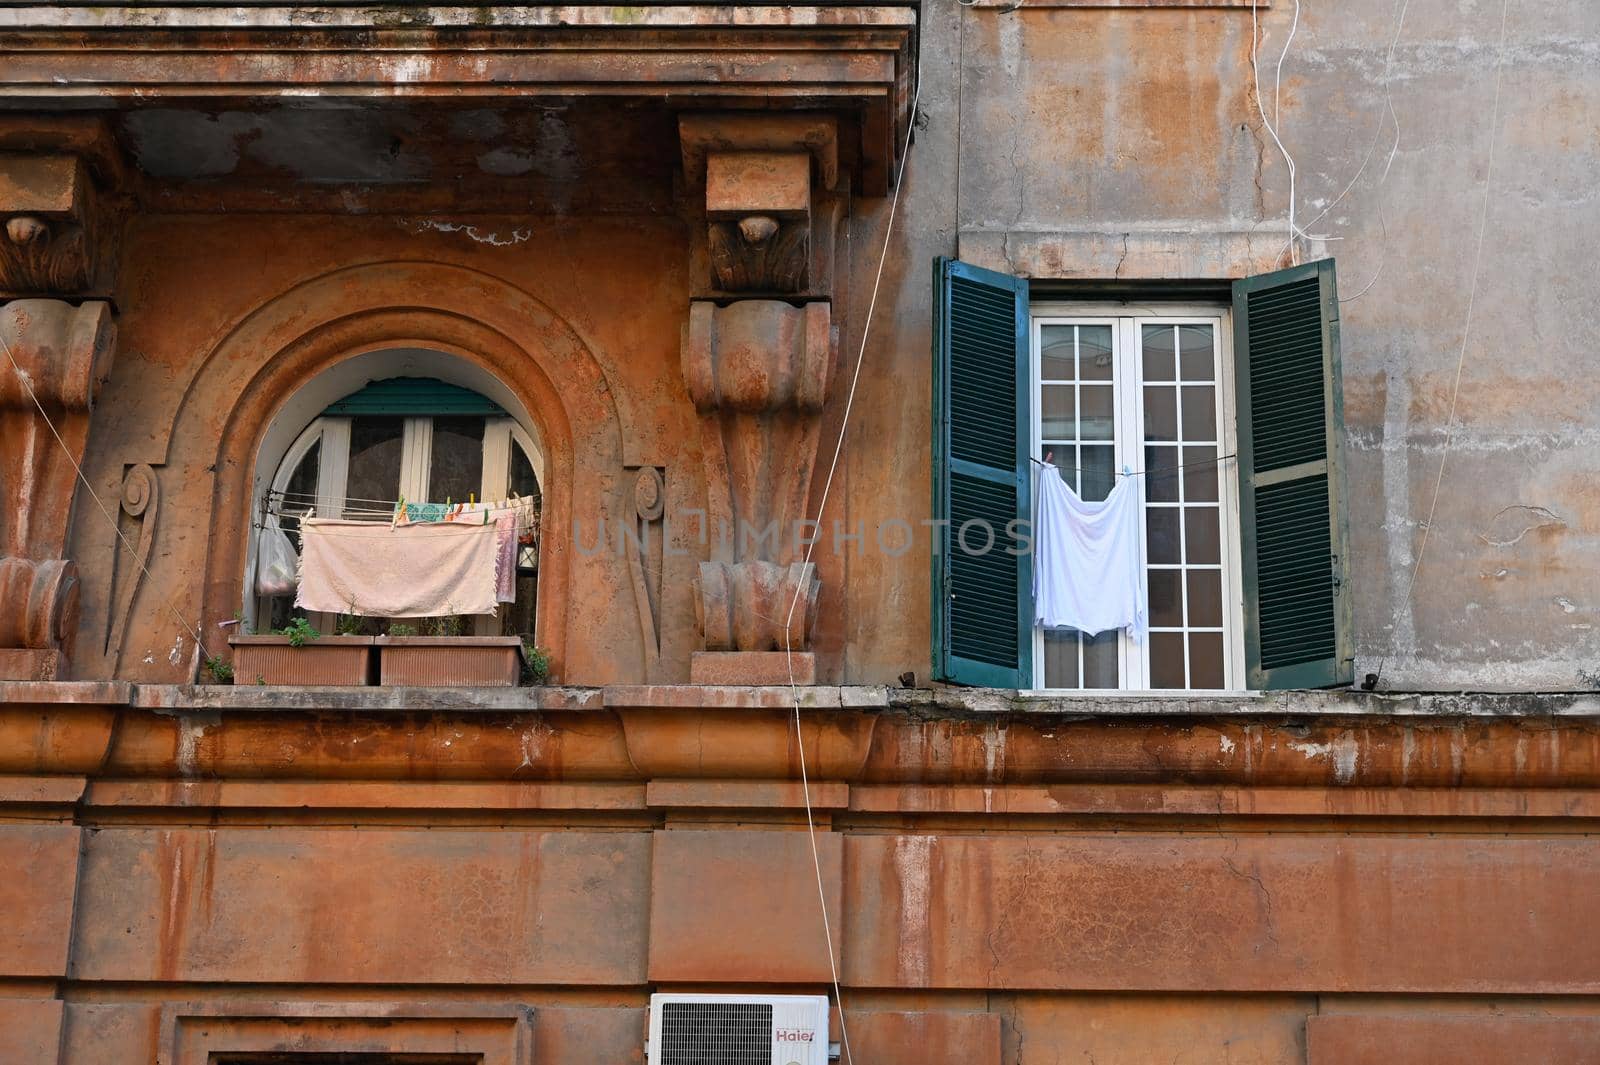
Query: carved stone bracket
683 299 834 654
681 114 845 300
105 463 160 670
0 152 113 298
0 299 116 678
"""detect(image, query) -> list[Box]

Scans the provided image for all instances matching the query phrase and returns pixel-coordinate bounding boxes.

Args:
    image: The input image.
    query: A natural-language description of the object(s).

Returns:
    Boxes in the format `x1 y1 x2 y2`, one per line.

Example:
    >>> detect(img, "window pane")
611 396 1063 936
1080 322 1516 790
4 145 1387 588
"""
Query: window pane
1042 629 1080 688
1079 325 1113 381
1080 385 1114 441
1041 385 1076 440
1148 569 1182 627
1186 569 1223 627
1181 385 1217 441
1142 325 1175 381
1080 445 1116 502
1082 629 1119 688
345 416 404 513
278 438 320 545
510 439 541 501
1179 325 1215 381
1143 386 1177 441
1188 632 1225 689
1146 507 1181 565
1183 445 1219 502
426 416 486 504
1144 446 1179 502
1185 506 1222 564
1041 325 1075 380
1150 632 1186 688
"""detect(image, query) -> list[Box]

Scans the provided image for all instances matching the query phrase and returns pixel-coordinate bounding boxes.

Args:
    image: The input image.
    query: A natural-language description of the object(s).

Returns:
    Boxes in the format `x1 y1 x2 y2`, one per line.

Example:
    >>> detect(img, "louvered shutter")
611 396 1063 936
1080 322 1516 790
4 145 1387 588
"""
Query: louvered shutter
932 257 1032 687
1233 258 1353 689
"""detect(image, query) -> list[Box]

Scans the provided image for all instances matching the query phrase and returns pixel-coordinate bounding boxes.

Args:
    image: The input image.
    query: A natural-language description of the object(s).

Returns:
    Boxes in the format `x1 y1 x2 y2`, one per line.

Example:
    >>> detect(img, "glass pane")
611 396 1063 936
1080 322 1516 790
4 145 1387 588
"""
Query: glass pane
1079 325 1114 381
1143 386 1177 441
1150 632 1186 688
1183 445 1219 502
1146 506 1181 565
278 437 320 545
345 416 404 514
1148 569 1183 627
427 416 486 504
1080 445 1116 502
1189 632 1225 689
1082 629 1119 688
510 439 541 500
1179 325 1215 381
1181 385 1217 441
1186 569 1224 627
1080 385 1115 441
1041 385 1076 440
1144 446 1179 502
1142 324 1175 381
1042 629 1079 689
1185 506 1222 564
1041 325 1075 380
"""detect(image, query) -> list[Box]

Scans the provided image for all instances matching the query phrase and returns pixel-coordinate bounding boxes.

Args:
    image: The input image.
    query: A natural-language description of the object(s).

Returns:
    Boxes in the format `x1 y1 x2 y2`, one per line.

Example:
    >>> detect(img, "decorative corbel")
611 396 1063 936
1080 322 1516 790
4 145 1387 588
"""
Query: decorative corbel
0 300 116 678
0 154 111 298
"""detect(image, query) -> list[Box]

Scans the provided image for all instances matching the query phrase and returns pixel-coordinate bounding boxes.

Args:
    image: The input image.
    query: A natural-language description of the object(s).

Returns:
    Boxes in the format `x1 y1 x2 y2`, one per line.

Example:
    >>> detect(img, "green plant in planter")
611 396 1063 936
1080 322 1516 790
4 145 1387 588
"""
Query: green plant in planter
387 622 418 637
276 617 320 647
427 614 465 637
522 640 551 686
335 601 364 636
202 655 234 684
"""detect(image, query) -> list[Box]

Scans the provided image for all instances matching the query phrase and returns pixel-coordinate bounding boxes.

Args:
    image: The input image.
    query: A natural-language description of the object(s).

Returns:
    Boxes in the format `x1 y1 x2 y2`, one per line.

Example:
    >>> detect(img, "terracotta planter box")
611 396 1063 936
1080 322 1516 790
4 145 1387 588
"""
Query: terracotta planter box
228 635 375 686
376 636 525 687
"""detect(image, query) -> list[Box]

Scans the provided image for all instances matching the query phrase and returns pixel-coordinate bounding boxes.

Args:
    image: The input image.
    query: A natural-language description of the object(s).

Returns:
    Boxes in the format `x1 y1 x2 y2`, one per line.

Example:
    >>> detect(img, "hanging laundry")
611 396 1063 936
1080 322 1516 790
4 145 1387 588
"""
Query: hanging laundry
296 518 499 617
449 495 537 604
1033 467 1146 639
402 501 449 523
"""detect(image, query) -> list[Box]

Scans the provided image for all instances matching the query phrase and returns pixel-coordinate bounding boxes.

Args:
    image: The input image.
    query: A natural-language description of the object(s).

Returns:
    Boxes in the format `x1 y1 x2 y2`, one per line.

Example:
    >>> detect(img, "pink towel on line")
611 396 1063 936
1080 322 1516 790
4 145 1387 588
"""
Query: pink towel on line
295 518 499 617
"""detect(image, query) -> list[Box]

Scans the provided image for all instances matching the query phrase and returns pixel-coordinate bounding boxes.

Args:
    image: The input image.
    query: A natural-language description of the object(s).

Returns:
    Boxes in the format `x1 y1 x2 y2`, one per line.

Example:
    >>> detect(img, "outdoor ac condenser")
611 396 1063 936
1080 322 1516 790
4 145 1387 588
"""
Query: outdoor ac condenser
646 993 831 1065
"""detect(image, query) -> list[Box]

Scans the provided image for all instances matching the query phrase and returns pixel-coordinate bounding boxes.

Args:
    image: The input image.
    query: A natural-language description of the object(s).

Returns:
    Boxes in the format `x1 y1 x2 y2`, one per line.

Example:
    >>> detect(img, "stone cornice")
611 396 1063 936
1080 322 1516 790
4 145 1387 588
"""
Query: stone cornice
0 5 916 194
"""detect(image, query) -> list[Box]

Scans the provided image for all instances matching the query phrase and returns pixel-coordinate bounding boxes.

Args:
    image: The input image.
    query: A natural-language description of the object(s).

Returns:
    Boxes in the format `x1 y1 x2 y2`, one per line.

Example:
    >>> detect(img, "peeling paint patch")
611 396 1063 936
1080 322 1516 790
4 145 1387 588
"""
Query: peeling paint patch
411 220 533 246
893 835 934 987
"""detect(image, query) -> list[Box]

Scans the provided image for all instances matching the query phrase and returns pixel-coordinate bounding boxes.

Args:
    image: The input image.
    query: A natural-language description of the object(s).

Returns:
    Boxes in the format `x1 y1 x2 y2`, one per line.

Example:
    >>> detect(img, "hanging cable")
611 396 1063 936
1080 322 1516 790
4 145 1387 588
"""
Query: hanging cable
1368 0 1511 691
778 66 924 1065
0 325 211 662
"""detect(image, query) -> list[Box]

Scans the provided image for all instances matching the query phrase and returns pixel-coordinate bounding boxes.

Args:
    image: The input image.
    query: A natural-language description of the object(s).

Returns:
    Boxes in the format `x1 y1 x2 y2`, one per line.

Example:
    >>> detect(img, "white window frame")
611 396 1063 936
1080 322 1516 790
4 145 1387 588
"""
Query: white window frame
1028 302 1246 693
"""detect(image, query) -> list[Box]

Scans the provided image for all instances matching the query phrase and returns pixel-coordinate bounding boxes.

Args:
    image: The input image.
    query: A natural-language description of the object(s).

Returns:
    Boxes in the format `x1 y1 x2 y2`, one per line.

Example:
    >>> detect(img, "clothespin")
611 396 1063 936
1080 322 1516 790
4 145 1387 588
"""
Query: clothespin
1121 463 1132 478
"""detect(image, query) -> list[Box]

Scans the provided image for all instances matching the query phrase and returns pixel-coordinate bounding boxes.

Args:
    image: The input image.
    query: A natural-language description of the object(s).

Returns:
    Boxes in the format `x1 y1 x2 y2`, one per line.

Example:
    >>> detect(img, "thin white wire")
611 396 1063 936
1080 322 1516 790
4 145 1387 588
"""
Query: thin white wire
0 322 212 661
779 70 923 1065
1376 0 1512 687
1253 0 1305 266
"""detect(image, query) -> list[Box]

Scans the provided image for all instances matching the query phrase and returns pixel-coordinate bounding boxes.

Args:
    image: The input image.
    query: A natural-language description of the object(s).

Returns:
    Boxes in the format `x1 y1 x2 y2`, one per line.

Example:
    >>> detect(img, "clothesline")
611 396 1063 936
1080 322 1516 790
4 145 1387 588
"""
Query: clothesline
266 488 541 510
1030 453 1238 478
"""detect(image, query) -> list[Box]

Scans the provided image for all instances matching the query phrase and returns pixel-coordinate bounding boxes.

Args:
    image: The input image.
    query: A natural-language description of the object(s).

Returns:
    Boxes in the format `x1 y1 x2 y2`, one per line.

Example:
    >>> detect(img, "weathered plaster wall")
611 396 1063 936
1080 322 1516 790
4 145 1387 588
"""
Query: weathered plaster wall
843 0 1600 689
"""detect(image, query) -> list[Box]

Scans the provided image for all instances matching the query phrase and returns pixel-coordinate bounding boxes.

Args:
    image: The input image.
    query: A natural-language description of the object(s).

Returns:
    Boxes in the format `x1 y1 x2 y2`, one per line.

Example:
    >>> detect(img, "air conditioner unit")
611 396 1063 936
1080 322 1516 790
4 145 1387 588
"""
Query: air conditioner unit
646 993 831 1065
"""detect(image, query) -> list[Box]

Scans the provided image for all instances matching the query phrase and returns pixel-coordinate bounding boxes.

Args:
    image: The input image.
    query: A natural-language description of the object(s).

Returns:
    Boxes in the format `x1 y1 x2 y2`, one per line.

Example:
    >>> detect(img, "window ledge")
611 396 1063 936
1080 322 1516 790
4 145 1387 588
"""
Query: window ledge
1 681 1597 720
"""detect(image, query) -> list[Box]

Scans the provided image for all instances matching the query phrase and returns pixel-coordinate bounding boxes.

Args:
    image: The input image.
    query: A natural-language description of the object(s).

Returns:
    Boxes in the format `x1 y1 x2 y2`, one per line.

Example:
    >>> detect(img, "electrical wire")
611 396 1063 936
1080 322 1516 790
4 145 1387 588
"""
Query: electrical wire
1370 0 1512 690
0 321 212 662
1252 0 1306 266
779 66 924 1065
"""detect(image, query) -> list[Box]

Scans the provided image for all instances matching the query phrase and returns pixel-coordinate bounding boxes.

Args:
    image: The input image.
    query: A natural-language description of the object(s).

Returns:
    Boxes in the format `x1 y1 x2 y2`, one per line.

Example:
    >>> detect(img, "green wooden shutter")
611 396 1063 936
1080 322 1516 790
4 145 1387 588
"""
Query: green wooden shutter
1234 258 1353 690
932 257 1032 687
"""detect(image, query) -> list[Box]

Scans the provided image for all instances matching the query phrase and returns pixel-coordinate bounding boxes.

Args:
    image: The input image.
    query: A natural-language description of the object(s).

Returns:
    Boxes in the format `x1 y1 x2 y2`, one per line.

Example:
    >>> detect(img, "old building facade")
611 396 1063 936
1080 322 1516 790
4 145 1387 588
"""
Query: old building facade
2 1 1597 1062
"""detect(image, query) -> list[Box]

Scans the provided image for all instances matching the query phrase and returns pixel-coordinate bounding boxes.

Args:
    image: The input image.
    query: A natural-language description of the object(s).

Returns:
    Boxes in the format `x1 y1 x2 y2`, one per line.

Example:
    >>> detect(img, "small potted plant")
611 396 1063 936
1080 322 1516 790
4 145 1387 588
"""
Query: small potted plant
228 617 375 685
375 615 527 687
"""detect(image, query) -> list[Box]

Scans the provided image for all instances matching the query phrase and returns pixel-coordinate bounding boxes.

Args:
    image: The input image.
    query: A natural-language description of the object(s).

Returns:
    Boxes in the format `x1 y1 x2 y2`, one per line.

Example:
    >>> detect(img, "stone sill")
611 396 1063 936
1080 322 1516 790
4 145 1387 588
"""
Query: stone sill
2 681 1598 719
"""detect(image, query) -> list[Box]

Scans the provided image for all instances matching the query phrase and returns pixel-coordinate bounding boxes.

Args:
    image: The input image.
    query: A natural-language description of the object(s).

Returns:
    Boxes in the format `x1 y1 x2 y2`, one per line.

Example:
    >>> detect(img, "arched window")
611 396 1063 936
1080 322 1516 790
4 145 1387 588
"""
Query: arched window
252 373 542 637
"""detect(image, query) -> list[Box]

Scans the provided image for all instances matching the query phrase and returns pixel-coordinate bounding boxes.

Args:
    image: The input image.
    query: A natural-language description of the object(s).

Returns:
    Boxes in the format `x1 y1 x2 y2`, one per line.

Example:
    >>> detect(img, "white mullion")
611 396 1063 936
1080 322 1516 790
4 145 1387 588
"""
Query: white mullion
1125 316 1152 691
401 416 432 502
1216 314 1245 690
1030 317 1045 691
317 417 351 518
1172 325 1192 688
481 418 513 504
1072 326 1085 688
